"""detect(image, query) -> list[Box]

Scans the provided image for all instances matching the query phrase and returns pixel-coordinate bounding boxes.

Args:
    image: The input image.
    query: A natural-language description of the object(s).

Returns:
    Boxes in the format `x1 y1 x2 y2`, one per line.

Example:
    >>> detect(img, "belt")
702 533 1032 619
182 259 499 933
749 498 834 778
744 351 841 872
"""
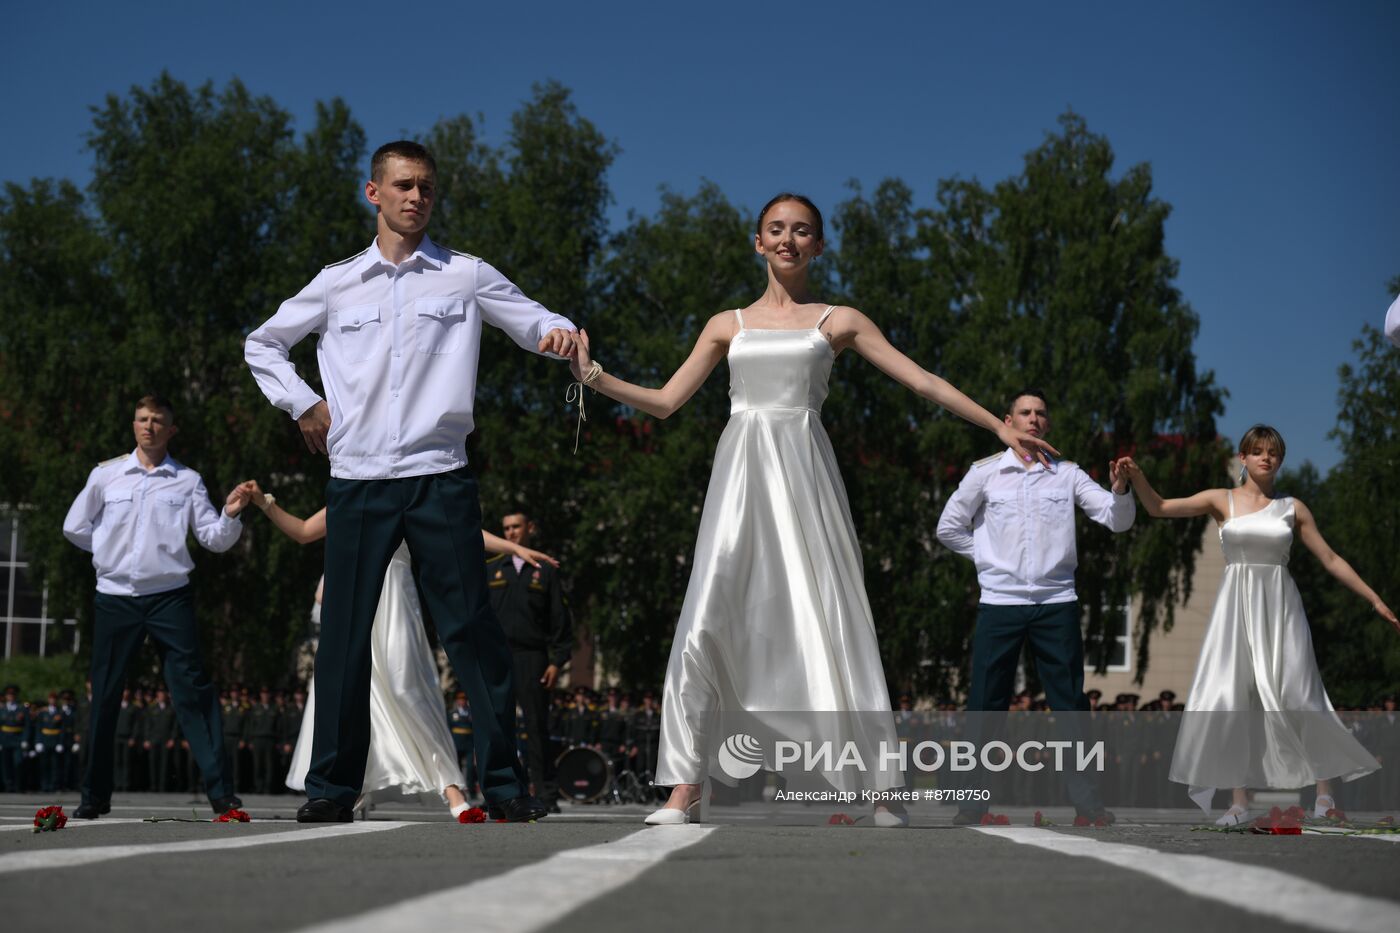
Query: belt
451 728 472 735
1 726 22 733
41 728 62 736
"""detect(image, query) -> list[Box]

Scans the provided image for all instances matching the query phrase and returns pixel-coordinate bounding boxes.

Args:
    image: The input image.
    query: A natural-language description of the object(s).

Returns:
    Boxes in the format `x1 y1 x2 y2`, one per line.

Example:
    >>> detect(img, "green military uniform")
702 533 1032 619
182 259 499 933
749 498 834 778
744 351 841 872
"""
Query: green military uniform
245 698 281 794
113 698 139 791
142 700 177 793
34 702 67 793
0 690 28 792
279 698 305 792
564 700 597 748
222 697 246 794
628 704 662 777
65 694 86 791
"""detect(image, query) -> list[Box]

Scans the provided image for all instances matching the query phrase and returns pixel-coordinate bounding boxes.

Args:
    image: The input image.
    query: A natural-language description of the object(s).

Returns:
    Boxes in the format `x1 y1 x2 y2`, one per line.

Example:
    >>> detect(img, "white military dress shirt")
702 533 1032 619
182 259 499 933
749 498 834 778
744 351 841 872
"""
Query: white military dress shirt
244 236 576 480
63 452 243 597
936 448 1135 606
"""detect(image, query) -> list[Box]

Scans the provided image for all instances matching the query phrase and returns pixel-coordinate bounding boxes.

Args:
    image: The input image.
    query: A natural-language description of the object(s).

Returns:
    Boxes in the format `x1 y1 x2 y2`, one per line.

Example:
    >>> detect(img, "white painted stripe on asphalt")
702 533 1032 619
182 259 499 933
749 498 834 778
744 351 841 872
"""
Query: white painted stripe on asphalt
0 821 413 875
974 827 1397 933
293 825 718 933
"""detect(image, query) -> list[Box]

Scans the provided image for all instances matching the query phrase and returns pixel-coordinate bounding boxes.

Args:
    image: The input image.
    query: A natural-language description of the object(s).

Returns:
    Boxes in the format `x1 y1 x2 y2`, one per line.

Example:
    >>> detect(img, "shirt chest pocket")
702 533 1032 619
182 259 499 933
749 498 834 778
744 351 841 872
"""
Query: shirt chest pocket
101 489 134 523
1035 491 1070 524
152 494 186 528
415 298 466 355
335 304 383 363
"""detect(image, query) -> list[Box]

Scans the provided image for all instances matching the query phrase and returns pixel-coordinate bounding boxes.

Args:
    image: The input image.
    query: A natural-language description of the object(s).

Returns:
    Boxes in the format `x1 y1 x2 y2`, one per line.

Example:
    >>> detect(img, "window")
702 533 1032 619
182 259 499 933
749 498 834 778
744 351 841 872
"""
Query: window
1084 600 1132 674
2 507 78 658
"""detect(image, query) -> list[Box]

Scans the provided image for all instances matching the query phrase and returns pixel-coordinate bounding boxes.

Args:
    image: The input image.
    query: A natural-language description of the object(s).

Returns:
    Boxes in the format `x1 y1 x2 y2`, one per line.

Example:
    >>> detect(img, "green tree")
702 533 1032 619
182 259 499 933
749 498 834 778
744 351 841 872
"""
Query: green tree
1300 276 1400 704
827 113 1227 695
0 74 368 683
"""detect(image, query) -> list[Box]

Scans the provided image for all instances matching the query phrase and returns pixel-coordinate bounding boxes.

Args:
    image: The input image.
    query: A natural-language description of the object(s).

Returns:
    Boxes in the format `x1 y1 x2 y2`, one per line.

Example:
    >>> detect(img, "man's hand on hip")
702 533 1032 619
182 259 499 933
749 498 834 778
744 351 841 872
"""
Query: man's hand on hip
298 400 332 455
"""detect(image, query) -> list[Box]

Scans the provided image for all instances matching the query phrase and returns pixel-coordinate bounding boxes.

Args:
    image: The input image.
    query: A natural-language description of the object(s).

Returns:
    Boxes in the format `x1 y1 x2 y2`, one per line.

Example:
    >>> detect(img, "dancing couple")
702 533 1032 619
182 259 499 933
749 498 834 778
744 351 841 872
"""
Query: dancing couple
244 140 1051 826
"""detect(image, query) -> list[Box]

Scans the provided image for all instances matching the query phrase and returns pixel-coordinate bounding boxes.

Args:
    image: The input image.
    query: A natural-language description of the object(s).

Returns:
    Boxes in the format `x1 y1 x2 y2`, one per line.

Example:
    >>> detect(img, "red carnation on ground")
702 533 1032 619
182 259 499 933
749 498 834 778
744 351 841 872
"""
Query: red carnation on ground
33 806 67 833
828 813 855 825
213 808 250 823
1072 814 1110 828
979 813 1010 825
458 807 487 824
1248 806 1301 835
1033 811 1046 827
1325 807 1348 823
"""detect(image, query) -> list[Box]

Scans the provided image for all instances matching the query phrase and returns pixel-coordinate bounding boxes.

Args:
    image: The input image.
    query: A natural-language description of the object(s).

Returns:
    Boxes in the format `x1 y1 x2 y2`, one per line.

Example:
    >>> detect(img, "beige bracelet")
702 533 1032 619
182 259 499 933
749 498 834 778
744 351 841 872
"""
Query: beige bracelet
581 361 604 386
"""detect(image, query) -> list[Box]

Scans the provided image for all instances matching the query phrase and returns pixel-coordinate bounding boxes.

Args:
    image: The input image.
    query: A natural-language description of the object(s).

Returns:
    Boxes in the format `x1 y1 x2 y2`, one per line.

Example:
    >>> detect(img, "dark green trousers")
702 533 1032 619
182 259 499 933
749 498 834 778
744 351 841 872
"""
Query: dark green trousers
962 601 1102 815
84 587 231 805
310 467 527 808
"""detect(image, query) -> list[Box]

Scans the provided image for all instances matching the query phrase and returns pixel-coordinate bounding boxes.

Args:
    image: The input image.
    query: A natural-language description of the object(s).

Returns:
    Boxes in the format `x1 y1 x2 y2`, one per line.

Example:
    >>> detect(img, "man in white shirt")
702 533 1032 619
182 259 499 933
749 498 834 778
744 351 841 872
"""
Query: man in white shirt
936 389 1134 824
63 394 250 818
245 140 577 823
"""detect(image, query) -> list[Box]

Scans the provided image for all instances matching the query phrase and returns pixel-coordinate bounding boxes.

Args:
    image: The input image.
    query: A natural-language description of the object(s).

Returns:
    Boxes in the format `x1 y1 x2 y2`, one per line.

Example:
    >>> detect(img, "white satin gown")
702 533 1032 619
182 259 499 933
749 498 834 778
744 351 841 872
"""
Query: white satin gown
655 307 900 791
1170 493 1378 800
287 544 465 807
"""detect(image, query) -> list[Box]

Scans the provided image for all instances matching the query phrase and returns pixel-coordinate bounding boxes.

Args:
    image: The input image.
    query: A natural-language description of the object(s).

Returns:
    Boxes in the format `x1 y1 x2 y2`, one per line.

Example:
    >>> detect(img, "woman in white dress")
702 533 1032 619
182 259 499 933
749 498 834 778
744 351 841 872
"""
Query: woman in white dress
1120 426 1397 825
567 194 1055 825
238 482 557 819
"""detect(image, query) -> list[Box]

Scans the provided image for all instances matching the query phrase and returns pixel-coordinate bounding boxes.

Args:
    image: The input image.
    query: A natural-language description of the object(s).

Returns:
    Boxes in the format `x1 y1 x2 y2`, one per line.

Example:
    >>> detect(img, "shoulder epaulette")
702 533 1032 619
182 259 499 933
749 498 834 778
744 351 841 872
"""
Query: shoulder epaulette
971 453 1001 468
97 455 126 468
324 247 370 270
441 246 481 262
485 553 506 564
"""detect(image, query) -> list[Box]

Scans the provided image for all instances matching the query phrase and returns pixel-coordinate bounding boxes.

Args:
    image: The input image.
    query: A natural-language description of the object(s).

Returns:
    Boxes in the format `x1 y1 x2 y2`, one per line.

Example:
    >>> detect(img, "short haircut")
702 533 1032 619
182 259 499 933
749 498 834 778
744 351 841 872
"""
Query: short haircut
135 393 175 422
757 193 824 241
1006 389 1048 416
371 140 437 181
1238 424 1286 460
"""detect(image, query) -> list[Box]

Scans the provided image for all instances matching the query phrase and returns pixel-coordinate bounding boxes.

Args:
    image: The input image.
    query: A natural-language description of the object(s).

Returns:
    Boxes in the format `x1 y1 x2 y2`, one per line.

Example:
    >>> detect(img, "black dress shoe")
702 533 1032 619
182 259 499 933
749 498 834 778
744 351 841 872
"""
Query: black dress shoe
210 795 244 814
297 798 353 823
488 795 550 823
952 809 987 826
547 800 562 814
74 801 106 820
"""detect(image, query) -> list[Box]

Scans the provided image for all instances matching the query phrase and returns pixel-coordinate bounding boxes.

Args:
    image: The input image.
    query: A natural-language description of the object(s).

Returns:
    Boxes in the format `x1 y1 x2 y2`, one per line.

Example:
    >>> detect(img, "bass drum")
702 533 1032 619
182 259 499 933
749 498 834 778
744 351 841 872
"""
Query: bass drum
554 746 612 803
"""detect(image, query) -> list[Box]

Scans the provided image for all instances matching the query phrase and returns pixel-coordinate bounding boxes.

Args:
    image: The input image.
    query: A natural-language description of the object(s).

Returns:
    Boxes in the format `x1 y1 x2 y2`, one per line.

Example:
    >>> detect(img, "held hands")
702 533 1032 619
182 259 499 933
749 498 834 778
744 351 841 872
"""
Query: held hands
997 424 1060 468
539 328 579 358
298 400 332 455
567 329 593 381
1109 457 1135 493
224 484 252 518
236 480 269 511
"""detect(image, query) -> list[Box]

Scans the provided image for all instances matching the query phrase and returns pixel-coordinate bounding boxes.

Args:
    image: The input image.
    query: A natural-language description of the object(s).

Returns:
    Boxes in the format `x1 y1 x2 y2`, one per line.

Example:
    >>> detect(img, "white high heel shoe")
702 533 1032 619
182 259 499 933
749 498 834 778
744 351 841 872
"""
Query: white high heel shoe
1214 804 1253 827
873 804 910 828
1313 794 1336 819
644 799 701 826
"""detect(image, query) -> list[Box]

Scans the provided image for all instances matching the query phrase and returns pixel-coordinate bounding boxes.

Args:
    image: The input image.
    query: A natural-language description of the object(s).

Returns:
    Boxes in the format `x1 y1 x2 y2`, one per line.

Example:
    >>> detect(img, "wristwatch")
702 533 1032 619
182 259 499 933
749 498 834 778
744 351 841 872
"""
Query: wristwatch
260 494 277 511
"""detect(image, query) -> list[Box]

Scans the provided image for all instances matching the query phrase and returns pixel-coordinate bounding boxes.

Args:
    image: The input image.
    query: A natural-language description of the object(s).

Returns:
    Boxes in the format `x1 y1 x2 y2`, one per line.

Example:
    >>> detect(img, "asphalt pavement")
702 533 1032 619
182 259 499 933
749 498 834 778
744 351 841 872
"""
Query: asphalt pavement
2 793 1396 933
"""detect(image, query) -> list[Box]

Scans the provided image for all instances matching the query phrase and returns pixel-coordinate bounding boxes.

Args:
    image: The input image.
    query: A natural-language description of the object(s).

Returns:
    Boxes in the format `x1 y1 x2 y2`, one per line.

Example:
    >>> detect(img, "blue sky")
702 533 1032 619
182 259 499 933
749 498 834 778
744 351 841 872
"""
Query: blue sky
6 1 1397 473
